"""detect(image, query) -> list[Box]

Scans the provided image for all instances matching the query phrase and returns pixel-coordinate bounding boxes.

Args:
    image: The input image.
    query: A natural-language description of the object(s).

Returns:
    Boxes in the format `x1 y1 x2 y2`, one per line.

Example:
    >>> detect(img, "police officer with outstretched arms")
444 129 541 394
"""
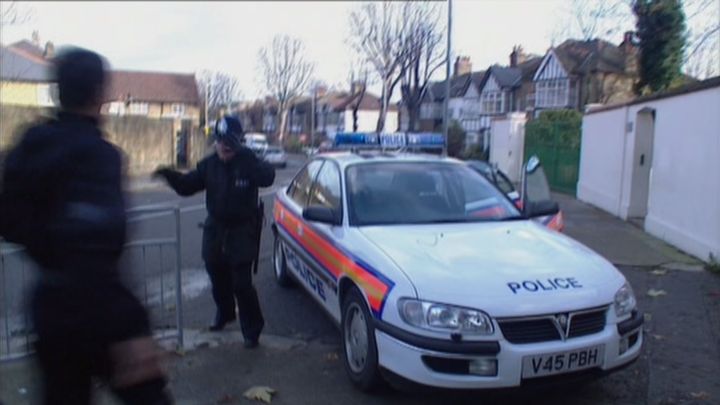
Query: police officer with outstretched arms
153 116 275 348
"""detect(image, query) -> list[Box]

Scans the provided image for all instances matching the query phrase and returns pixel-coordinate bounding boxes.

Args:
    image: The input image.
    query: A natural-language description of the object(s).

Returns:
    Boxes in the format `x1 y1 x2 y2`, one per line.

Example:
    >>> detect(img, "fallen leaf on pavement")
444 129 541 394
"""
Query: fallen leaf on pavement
644 313 653 322
689 391 710 400
647 289 667 298
651 269 668 276
244 386 276 403
325 352 339 361
652 334 665 340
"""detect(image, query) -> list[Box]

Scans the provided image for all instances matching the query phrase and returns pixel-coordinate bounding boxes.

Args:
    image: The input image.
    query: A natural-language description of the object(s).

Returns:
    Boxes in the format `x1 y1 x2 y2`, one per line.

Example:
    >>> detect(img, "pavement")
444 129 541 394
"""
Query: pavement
2 185 719 404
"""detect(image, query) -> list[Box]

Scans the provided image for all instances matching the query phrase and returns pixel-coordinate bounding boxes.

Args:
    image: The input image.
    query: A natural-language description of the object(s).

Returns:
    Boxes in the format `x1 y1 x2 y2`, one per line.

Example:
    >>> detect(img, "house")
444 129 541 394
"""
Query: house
240 83 399 141
0 40 56 107
474 47 543 136
409 57 485 144
532 33 638 115
314 84 399 139
101 70 201 125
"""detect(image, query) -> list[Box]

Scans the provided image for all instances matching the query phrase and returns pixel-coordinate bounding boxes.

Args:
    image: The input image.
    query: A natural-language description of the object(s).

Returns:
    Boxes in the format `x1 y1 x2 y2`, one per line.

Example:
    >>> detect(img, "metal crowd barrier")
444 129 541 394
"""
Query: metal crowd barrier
0 204 184 362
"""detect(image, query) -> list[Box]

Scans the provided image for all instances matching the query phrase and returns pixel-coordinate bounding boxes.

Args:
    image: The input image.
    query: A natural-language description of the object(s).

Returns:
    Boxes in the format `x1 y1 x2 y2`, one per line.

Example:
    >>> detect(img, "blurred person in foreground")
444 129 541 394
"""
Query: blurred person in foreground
153 116 274 348
0 48 172 404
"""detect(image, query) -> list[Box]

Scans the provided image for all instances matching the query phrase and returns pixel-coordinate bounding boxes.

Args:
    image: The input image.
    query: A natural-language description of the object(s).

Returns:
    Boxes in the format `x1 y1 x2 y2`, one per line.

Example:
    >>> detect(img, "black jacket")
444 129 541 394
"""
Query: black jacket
0 112 149 343
161 147 275 264
0 112 127 273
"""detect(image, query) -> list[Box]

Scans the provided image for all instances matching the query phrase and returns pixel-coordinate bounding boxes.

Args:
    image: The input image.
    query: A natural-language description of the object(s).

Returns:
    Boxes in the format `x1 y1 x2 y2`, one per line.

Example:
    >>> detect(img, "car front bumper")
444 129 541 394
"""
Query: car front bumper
374 311 643 389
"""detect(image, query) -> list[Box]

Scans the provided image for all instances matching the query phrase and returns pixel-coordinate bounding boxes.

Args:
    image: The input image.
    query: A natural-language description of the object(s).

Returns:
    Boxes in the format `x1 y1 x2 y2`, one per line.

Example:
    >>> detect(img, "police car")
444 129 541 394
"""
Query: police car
271 133 643 391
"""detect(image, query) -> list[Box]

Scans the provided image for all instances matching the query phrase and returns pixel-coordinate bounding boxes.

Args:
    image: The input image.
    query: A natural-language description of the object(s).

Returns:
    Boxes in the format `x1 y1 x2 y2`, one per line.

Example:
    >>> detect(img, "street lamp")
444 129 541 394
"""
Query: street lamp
443 0 453 156
310 86 316 153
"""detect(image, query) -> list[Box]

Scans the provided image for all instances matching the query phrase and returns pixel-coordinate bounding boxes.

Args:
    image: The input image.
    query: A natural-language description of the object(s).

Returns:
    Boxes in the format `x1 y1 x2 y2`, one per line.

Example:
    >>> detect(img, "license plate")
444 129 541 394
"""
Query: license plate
522 345 604 378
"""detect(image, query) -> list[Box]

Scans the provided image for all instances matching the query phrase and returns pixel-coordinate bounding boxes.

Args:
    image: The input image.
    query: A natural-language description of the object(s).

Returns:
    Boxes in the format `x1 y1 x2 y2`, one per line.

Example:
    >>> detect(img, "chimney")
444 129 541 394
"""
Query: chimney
454 56 472 77
44 41 55 59
620 31 638 75
510 45 527 67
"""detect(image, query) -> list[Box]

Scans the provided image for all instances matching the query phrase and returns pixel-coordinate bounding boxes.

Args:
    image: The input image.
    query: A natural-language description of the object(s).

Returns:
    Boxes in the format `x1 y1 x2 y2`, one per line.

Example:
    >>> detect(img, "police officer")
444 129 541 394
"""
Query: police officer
154 116 275 348
0 48 172 404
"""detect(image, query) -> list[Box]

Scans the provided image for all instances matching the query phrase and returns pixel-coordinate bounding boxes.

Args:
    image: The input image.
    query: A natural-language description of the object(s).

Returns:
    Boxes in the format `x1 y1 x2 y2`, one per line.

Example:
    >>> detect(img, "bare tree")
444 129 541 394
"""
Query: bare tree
349 1 409 132
197 71 243 122
0 1 32 26
258 35 314 143
573 0 629 40
399 2 445 132
683 0 720 79
347 59 373 132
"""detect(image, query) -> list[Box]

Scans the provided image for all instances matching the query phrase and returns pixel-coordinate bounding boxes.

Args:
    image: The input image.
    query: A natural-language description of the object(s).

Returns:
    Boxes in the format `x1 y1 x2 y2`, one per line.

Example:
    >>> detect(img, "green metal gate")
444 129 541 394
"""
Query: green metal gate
524 120 581 195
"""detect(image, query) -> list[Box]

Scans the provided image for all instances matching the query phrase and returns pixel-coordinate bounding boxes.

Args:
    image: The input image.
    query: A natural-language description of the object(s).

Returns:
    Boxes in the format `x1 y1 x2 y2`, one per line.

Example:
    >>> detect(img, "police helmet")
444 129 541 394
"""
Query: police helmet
214 116 244 150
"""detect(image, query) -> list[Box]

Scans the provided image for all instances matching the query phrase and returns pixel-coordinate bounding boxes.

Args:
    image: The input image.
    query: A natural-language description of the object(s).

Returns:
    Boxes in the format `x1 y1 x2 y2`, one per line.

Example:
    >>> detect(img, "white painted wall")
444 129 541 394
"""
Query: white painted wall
578 85 720 260
490 113 527 182
577 107 628 216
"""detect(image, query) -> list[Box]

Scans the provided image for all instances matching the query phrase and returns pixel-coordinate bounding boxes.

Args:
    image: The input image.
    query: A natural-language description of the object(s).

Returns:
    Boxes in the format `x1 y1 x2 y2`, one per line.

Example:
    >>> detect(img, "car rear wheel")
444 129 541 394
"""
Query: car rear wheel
273 234 293 287
341 286 384 391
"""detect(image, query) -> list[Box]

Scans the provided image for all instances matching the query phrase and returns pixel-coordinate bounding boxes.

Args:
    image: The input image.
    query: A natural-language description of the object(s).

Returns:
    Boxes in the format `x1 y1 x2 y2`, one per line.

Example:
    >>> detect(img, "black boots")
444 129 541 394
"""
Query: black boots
208 312 236 332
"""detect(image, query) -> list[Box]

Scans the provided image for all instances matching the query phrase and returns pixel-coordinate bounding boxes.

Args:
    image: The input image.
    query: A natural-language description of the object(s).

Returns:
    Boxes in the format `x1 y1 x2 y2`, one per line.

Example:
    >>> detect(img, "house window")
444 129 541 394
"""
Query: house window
171 103 185 117
535 79 569 108
129 102 149 115
481 91 503 114
108 102 126 115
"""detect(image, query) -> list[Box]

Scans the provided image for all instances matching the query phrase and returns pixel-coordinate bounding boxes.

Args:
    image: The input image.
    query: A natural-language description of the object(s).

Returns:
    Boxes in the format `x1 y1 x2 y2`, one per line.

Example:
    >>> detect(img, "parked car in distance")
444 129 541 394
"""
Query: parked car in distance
244 133 269 154
263 145 287 168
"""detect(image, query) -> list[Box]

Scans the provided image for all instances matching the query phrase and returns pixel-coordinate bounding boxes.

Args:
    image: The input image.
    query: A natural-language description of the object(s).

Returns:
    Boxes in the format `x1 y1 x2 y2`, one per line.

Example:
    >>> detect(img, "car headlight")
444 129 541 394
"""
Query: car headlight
614 282 637 318
398 298 493 335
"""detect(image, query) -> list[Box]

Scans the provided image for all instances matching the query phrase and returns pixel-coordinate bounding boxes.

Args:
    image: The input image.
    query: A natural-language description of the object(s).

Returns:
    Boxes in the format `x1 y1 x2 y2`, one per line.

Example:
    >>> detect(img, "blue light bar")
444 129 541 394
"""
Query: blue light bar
334 132 379 146
333 132 445 150
379 132 406 147
407 133 444 148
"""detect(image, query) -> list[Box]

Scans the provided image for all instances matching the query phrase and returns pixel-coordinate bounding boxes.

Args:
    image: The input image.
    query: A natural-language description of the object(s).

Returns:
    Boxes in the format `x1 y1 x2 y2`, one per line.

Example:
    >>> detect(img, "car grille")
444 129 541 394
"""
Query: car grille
567 309 607 338
499 307 608 344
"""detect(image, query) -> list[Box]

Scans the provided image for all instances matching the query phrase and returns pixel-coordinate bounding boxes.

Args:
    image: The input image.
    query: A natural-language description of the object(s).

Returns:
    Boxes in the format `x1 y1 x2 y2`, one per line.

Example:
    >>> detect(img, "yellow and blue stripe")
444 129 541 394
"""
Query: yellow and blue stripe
274 200 395 317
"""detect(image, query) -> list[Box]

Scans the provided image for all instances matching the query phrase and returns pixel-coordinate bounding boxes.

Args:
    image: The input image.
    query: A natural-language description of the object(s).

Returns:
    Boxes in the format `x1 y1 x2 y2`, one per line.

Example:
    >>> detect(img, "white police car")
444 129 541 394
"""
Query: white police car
271 133 643 391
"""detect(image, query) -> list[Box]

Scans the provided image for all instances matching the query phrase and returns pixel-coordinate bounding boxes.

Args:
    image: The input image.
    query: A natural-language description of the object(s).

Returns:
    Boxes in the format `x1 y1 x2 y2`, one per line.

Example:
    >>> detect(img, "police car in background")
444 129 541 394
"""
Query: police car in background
271 133 643 391
466 159 564 232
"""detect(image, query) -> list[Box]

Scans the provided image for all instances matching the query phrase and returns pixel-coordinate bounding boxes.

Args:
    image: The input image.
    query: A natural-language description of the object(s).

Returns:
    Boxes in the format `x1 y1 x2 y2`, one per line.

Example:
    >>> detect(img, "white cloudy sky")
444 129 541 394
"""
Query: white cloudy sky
1 1 715 100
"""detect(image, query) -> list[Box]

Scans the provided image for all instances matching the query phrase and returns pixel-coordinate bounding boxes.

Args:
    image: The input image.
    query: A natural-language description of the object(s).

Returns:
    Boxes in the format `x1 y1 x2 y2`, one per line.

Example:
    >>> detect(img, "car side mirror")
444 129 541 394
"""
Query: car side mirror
303 206 341 226
525 200 560 218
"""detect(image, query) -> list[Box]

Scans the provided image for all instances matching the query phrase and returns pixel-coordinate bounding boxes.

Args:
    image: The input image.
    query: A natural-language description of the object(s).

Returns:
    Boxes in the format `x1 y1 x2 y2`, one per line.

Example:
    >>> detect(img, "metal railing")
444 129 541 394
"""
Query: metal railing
0 204 184 362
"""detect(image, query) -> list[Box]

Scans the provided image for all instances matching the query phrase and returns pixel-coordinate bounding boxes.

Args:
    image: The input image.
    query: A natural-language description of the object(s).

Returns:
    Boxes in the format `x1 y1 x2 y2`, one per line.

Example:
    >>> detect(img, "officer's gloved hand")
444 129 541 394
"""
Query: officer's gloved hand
152 166 174 181
236 146 259 162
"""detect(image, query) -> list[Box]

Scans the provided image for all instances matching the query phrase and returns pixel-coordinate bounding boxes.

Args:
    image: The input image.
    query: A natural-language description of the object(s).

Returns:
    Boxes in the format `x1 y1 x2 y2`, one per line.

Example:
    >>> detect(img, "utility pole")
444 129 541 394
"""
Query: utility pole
205 79 210 136
442 0 452 156
310 85 316 153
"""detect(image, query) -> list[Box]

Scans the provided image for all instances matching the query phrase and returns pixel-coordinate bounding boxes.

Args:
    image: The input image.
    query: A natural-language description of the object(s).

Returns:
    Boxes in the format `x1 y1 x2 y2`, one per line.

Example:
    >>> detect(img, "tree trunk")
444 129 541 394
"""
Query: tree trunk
278 109 288 144
376 83 388 132
407 102 420 132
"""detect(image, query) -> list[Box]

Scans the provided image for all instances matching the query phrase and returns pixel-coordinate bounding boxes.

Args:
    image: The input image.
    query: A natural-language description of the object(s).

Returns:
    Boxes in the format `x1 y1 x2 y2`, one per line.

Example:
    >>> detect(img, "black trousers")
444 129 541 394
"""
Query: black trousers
35 341 172 405
31 280 172 405
205 260 264 340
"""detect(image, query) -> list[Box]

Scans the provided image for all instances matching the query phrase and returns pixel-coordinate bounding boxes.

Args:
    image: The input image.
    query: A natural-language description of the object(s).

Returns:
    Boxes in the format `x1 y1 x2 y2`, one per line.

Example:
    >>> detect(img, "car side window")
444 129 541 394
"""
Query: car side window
288 160 324 207
308 162 342 214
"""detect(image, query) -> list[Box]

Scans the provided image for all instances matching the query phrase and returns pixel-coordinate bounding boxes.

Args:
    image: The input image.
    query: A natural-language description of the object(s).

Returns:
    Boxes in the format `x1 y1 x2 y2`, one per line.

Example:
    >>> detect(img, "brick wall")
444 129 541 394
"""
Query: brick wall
0 105 203 175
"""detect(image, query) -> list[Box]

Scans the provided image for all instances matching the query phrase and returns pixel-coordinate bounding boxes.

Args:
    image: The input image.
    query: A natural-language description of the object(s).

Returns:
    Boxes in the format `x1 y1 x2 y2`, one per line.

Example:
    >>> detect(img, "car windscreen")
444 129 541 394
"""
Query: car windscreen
346 162 521 226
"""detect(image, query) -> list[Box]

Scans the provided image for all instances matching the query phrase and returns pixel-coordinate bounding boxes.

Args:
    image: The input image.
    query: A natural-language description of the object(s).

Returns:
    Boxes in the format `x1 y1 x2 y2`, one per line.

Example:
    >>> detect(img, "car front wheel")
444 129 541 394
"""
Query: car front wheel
341 286 384 391
273 234 293 287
